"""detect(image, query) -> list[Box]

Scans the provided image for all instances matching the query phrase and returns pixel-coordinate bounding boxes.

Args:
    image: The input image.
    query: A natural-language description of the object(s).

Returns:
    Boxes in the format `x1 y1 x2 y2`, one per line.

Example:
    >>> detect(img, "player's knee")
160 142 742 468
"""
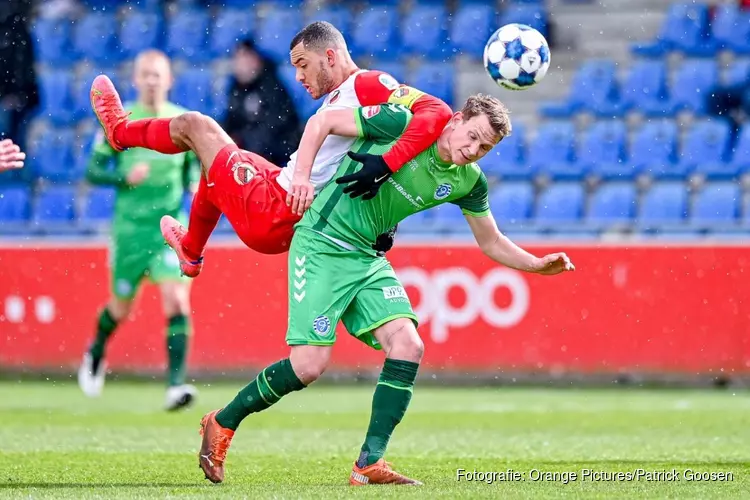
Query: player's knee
107 297 133 321
385 319 424 362
175 111 211 138
289 345 331 385
160 283 191 317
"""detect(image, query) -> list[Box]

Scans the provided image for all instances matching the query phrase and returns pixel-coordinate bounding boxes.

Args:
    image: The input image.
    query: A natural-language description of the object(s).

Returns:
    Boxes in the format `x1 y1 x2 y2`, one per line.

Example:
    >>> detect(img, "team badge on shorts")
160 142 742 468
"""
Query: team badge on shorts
232 162 256 185
434 183 452 200
313 315 332 336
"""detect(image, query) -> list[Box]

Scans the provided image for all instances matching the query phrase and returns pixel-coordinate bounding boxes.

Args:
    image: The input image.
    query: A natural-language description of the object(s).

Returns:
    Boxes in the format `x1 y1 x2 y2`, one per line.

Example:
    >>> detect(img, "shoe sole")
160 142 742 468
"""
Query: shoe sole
166 391 194 412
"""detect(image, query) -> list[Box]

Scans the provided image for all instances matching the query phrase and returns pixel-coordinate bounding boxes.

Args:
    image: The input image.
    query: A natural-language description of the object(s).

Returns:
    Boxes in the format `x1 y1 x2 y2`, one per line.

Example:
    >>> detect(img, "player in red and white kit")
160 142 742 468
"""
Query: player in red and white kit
0 138 25 172
90 21 452 274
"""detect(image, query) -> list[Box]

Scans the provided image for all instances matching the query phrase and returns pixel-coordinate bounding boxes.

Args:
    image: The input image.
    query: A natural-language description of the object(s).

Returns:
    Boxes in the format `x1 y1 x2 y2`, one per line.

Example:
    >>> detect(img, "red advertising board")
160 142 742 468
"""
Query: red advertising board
1 240 748 375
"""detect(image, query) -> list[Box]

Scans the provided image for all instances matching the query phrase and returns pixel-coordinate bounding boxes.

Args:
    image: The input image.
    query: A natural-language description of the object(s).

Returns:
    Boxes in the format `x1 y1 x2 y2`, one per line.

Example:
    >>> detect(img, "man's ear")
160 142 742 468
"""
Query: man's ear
326 48 336 67
451 111 463 128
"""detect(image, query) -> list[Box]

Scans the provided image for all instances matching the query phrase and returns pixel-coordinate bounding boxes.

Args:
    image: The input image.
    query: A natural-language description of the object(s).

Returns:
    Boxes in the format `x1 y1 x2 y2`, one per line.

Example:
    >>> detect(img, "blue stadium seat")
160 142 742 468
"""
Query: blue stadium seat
637 182 688 229
489 181 534 226
255 8 303 63
306 6 353 46
619 60 669 115
172 68 213 116
210 8 254 58
32 16 76 68
578 121 630 180
402 4 450 59
540 60 619 118
212 74 232 122
669 59 718 115
411 63 454 106
450 5 494 58
431 203 470 233
370 62 408 85
38 71 75 126
729 124 750 174
166 9 211 63
631 3 711 57
81 187 116 231
535 183 585 228
499 4 548 38
585 182 637 228
0 186 31 232
681 119 734 179
120 11 164 59
479 123 529 179
351 7 399 60
277 65 318 120
32 186 78 233
691 182 740 230
31 129 78 183
711 4 750 55
629 121 678 178
528 121 580 179
74 13 120 65
725 59 750 88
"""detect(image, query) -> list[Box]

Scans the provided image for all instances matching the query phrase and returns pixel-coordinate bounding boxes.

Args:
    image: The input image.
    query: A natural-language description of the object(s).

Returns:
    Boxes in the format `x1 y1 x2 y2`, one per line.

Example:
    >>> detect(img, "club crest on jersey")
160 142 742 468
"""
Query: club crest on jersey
378 73 399 90
362 105 381 119
313 315 331 336
328 89 341 105
393 87 410 98
434 183 452 200
232 162 256 185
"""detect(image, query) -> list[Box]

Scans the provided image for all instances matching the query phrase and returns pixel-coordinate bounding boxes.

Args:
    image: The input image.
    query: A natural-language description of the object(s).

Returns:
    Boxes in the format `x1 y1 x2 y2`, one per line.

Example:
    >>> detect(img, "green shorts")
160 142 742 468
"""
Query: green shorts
286 228 417 349
110 232 188 300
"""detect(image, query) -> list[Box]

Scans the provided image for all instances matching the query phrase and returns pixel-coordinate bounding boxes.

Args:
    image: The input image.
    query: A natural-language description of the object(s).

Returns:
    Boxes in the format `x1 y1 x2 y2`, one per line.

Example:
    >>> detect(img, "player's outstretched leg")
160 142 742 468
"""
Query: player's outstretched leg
198 346 329 483
350 318 424 486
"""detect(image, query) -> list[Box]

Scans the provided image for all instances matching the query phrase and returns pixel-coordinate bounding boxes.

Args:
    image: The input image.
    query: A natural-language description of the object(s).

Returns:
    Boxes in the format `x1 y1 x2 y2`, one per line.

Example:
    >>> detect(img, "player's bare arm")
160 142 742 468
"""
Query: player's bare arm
465 213 575 275
0 138 25 172
287 109 360 215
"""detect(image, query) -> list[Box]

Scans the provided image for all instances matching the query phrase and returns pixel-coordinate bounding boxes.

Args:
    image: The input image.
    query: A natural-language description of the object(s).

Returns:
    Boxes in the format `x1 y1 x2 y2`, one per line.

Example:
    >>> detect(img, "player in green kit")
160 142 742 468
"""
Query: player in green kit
196 94 575 485
78 50 201 411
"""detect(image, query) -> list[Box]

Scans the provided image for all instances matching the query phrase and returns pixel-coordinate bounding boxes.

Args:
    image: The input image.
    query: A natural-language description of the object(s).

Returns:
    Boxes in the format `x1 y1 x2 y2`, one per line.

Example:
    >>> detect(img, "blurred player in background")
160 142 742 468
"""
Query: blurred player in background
197 96 575 485
0 138 25 171
79 50 201 411
89 21 453 271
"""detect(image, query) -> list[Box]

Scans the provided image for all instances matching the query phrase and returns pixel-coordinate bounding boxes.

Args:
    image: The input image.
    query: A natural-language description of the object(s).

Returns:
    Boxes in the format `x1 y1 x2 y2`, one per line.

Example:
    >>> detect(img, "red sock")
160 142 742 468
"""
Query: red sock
182 176 222 261
114 117 186 154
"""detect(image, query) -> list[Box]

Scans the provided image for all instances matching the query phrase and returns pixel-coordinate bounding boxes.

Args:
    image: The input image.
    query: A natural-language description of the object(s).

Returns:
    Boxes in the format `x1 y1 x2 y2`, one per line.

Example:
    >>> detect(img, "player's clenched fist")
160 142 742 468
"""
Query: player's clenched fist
287 172 315 216
531 252 575 275
0 139 25 172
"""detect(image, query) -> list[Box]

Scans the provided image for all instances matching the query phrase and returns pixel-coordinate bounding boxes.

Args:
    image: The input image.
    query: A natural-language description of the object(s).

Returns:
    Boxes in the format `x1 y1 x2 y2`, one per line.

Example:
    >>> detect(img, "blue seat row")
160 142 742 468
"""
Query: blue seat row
1 181 745 236
540 58 749 119
33 3 548 67
481 119 750 181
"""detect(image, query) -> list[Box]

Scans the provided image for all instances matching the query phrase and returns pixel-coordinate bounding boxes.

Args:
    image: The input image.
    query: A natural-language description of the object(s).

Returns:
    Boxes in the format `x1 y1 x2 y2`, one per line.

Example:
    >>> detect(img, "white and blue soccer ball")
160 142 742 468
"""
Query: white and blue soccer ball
483 24 551 91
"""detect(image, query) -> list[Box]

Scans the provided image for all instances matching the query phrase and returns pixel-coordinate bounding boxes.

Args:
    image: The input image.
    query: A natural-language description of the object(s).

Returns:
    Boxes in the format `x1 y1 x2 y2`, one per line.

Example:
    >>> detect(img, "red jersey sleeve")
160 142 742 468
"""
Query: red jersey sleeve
353 71 453 172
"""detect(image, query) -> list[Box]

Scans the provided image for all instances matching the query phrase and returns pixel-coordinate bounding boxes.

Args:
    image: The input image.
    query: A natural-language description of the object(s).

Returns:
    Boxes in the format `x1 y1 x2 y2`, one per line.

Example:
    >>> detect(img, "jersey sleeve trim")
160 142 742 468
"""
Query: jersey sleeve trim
461 207 491 218
354 108 365 137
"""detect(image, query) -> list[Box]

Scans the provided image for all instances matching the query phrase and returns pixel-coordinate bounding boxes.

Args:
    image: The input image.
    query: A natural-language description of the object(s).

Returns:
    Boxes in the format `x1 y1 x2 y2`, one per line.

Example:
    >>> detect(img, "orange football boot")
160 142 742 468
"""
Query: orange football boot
198 409 235 484
161 215 203 278
90 74 129 152
349 458 423 486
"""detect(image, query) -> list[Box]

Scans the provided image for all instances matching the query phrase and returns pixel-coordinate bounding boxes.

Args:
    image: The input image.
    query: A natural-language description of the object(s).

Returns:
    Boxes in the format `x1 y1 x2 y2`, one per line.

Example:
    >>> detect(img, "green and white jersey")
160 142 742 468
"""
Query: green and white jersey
298 104 490 255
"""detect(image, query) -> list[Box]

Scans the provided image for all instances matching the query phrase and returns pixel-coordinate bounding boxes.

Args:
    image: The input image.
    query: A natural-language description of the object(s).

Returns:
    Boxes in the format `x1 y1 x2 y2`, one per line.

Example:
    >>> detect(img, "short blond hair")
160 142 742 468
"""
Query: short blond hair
460 94 512 140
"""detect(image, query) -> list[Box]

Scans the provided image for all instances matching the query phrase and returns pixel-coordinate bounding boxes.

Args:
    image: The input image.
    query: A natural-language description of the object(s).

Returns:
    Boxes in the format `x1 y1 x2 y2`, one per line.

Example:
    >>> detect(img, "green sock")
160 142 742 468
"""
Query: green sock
216 358 305 430
358 358 420 467
88 308 119 372
166 315 190 387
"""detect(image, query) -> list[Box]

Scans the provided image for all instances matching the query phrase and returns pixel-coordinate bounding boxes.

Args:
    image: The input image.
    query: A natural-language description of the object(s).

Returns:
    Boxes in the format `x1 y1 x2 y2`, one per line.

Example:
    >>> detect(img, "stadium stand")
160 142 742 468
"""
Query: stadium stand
3 0 747 239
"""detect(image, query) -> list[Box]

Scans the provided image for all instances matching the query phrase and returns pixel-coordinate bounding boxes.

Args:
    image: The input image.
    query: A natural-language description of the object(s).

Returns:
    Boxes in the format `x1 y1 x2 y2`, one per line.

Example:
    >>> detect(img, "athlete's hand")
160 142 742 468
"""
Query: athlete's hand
127 162 150 186
335 151 392 200
0 139 25 172
287 173 315 216
531 253 575 275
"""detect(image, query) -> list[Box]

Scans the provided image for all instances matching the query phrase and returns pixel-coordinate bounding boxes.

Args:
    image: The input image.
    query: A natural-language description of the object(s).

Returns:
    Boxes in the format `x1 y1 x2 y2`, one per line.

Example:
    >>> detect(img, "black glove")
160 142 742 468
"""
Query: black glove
336 151 392 200
372 224 398 257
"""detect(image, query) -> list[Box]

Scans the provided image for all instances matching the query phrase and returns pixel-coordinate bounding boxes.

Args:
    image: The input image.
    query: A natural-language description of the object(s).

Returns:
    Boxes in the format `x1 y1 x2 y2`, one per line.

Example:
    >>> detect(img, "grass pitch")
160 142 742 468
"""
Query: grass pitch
1 380 748 498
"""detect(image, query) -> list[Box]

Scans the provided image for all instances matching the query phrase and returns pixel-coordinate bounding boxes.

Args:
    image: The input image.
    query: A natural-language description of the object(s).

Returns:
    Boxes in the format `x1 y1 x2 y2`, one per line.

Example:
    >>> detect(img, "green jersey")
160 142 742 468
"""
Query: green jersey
86 101 199 235
298 104 490 255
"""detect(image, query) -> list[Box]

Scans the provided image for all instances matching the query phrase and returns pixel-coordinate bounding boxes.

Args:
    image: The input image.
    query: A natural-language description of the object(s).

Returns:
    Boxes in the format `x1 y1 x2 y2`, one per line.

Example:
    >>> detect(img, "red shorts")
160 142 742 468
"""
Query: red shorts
206 144 301 254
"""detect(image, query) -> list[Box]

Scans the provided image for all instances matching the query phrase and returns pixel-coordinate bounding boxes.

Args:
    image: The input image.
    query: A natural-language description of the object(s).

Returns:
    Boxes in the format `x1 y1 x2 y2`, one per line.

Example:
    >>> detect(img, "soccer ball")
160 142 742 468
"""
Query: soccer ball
483 24 551 91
